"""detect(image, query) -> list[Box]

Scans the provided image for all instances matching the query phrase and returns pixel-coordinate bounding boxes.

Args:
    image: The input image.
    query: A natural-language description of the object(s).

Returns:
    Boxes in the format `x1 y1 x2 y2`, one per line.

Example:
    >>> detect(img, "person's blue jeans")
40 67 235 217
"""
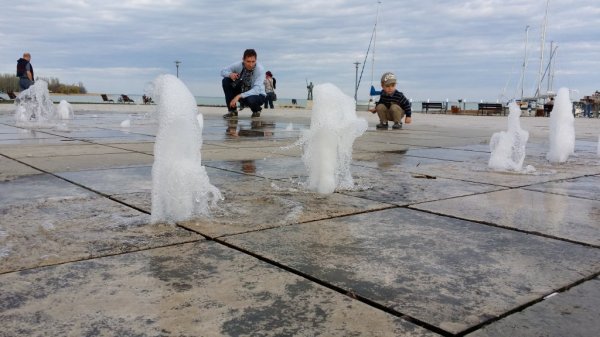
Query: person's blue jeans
584 104 592 118
222 77 265 113
19 78 33 91
264 92 274 109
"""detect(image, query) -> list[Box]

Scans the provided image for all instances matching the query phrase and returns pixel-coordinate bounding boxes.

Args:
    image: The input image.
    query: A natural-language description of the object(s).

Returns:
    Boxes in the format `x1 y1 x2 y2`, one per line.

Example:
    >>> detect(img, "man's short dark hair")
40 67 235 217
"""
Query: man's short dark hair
243 49 257 59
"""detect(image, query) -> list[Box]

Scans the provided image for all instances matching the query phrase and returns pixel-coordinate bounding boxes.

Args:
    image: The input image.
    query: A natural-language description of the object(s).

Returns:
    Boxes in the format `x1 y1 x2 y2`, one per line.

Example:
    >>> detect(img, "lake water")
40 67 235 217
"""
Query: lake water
3 92 486 112
47 94 310 108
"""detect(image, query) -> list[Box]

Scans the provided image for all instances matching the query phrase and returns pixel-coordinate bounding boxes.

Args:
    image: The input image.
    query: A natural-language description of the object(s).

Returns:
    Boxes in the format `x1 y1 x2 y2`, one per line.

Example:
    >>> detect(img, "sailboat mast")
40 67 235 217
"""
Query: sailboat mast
520 25 530 100
370 1 381 86
537 0 550 100
547 42 558 93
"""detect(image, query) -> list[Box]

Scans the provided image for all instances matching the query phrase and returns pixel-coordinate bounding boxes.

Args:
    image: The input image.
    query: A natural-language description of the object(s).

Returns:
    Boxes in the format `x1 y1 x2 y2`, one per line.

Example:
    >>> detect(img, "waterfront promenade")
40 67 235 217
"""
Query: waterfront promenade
0 103 599 336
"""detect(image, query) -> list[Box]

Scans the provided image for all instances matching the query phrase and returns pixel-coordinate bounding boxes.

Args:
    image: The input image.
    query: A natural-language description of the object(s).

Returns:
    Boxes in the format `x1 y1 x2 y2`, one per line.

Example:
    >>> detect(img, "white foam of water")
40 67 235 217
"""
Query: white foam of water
149 74 222 224
0 246 11 258
196 113 204 133
120 119 131 128
57 100 74 119
298 83 367 194
41 222 55 231
285 123 294 131
14 80 58 127
55 123 69 131
488 101 532 172
546 87 575 163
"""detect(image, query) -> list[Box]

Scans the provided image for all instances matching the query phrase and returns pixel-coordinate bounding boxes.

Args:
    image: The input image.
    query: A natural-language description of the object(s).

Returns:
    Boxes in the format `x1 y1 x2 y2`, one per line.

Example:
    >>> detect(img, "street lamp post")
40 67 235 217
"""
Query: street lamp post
353 61 360 102
175 60 181 78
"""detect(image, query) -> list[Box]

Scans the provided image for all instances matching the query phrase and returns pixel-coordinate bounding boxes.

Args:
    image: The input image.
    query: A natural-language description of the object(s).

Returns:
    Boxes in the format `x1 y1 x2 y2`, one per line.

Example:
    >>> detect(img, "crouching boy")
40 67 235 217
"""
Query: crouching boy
369 72 412 130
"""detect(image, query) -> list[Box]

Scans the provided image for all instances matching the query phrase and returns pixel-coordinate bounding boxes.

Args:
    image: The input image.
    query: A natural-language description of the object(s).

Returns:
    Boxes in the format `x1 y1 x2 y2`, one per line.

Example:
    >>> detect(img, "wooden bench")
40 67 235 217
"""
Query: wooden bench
478 103 504 115
421 102 446 114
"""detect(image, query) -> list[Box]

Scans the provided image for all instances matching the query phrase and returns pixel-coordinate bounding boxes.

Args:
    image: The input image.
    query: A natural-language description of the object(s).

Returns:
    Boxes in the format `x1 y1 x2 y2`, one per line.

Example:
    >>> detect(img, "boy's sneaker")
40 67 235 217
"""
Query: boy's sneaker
392 122 402 129
223 110 238 119
251 111 261 118
376 122 389 130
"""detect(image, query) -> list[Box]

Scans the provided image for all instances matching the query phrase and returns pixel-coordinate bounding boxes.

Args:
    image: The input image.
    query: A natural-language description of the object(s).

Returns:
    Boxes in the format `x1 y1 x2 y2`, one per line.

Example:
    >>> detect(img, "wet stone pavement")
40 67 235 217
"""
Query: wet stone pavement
0 105 599 337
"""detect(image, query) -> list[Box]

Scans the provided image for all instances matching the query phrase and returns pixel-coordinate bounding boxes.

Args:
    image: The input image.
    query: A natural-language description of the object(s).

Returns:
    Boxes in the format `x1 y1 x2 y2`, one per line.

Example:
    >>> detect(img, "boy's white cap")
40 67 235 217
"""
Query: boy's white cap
381 72 397 86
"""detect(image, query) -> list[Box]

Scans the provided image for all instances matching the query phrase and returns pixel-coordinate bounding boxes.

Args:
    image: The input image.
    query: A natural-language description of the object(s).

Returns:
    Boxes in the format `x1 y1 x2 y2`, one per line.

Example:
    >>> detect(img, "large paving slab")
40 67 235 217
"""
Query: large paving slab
0 195 199 273
100 167 395 237
0 130 67 141
0 143 131 158
402 147 491 162
0 173 95 205
342 165 506 206
17 152 154 172
57 166 152 195
205 156 308 180
352 151 447 170
222 207 600 334
0 242 437 337
412 188 600 246
0 156 42 181
405 156 600 188
467 277 600 337
524 174 600 201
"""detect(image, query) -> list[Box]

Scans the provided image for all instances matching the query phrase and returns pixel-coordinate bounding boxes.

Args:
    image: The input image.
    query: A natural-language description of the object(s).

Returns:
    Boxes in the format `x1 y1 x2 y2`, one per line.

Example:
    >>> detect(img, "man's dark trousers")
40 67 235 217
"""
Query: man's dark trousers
222 77 265 113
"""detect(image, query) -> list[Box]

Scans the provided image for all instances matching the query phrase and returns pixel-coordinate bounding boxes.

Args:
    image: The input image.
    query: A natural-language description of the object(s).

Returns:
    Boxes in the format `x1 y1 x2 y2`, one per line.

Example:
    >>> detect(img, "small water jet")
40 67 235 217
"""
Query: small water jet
488 101 533 172
546 87 575 163
298 83 367 194
148 74 222 224
57 100 74 120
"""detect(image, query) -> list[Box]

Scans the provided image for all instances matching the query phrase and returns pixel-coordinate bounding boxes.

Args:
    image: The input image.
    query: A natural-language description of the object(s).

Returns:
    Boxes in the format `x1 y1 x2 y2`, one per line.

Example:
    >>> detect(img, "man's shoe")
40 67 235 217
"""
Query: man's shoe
376 123 389 130
392 122 402 129
251 111 261 118
223 110 238 119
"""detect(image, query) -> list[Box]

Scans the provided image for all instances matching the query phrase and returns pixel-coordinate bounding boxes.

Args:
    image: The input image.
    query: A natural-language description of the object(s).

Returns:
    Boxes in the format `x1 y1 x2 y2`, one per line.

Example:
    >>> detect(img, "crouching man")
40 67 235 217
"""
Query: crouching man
221 49 266 119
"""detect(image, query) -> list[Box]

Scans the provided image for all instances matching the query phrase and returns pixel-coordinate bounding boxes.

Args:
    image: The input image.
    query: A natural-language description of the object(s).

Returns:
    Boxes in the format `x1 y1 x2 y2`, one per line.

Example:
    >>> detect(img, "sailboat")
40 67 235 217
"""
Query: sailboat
520 0 557 107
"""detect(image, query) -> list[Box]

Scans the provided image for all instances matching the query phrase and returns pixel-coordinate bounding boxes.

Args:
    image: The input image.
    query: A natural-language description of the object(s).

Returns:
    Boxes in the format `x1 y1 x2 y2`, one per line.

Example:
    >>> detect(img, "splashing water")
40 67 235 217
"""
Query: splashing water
57 100 74 119
488 101 532 172
149 74 222 224
14 80 58 127
546 87 575 163
298 83 367 194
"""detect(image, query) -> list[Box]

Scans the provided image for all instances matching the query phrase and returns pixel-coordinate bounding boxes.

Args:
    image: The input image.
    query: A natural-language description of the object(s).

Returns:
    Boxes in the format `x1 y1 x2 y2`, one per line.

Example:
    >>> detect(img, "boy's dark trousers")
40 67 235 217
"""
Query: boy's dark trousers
222 77 265 113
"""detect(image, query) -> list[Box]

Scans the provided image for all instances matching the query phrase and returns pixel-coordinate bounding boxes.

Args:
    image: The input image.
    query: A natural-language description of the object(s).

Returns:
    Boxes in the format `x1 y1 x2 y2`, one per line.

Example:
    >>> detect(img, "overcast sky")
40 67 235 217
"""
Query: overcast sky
1 0 598 101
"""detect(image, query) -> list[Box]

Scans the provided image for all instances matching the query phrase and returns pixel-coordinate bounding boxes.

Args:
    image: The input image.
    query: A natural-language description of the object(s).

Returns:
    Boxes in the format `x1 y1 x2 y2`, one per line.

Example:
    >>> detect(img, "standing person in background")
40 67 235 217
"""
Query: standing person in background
16 52 34 91
263 71 276 109
220 49 266 119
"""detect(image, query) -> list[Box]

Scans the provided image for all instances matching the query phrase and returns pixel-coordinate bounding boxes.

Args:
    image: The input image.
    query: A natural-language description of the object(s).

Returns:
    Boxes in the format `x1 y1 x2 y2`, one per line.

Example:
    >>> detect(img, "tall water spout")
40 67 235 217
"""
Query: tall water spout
299 83 367 194
488 102 531 172
149 74 222 224
546 87 575 163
